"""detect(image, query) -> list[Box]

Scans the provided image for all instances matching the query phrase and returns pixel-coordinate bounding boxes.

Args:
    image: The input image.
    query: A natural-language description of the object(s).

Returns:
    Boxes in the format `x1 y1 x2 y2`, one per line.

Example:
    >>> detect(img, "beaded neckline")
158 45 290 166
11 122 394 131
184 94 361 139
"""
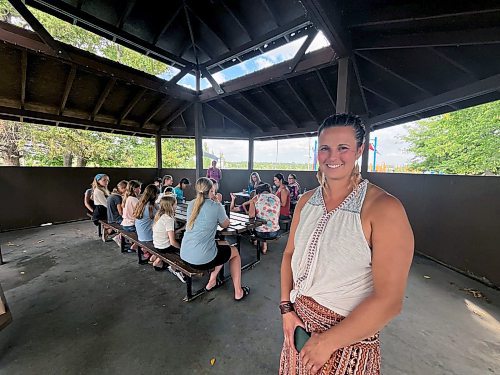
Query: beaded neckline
319 179 368 216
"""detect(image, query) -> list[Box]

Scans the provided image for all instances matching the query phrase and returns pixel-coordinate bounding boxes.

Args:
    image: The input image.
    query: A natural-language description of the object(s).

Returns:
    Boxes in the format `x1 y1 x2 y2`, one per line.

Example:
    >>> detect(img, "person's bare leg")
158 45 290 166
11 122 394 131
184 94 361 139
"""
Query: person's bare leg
261 240 268 254
228 246 244 299
230 193 238 212
206 265 223 290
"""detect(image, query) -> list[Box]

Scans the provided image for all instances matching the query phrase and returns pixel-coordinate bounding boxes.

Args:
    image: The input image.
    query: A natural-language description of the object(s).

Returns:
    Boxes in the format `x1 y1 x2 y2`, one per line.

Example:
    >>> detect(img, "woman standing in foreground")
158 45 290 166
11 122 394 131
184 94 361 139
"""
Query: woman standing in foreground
279 114 414 374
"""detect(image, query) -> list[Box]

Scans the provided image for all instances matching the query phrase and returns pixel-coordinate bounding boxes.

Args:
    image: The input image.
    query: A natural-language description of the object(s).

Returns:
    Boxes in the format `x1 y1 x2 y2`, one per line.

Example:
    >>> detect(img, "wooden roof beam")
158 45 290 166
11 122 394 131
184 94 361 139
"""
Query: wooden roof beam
238 93 283 130
20 50 27 110
118 88 147 124
285 79 319 124
367 73 500 128
116 0 136 29
204 102 249 134
0 105 156 135
141 98 170 128
220 0 252 41
59 66 77 115
185 4 231 52
9 0 71 60
353 27 500 50
159 102 193 131
315 69 336 112
300 0 351 57
91 78 116 120
152 5 182 46
288 30 319 73
218 99 265 132
261 86 300 128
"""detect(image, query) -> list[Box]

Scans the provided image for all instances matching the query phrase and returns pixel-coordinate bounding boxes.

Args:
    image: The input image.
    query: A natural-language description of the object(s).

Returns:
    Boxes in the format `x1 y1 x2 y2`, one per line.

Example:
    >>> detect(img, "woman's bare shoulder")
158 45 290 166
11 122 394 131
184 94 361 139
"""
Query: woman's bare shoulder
365 182 405 215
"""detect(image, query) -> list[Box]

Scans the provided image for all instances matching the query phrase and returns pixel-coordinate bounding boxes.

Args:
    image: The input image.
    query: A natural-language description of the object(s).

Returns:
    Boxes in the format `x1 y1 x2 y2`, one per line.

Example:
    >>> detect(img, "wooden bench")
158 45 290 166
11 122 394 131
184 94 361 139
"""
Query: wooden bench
86 214 216 301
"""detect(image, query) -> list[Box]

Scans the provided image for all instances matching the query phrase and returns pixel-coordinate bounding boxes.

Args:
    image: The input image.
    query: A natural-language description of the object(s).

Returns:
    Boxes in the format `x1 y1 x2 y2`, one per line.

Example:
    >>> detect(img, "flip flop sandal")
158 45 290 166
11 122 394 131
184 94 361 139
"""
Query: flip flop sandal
235 286 250 302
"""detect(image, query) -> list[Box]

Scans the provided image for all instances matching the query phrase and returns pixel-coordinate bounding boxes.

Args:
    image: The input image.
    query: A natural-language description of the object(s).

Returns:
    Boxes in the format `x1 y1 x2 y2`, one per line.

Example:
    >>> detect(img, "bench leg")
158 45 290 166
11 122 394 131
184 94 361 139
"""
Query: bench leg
0 245 4 265
97 223 102 238
183 277 209 302
120 234 126 253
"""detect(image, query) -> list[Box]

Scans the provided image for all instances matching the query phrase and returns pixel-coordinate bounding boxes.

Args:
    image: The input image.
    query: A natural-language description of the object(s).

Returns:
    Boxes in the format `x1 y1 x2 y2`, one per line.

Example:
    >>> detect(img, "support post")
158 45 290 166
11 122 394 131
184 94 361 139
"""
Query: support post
155 134 162 176
194 70 203 179
336 57 351 113
248 136 254 171
361 126 370 175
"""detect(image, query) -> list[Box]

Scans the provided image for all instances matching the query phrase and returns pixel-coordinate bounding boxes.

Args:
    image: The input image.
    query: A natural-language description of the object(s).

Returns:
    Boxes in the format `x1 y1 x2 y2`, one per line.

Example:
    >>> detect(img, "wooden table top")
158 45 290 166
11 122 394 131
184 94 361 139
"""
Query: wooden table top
175 203 263 236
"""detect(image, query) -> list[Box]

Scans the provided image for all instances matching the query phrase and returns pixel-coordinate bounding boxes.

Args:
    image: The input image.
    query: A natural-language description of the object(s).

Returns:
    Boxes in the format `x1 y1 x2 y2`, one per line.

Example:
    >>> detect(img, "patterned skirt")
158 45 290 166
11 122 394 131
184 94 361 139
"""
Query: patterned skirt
279 296 381 375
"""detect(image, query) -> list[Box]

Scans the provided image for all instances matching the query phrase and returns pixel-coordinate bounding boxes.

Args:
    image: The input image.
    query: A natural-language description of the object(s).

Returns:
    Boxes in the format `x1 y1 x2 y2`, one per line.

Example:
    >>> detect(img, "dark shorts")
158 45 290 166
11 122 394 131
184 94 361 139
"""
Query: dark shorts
255 230 280 241
122 225 136 232
279 214 291 220
155 245 179 254
184 242 232 270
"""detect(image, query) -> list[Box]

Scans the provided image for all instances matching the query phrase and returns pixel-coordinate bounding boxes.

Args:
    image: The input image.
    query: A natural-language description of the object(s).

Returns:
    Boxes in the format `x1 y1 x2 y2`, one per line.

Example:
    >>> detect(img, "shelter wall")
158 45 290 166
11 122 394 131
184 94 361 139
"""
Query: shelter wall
368 172 500 287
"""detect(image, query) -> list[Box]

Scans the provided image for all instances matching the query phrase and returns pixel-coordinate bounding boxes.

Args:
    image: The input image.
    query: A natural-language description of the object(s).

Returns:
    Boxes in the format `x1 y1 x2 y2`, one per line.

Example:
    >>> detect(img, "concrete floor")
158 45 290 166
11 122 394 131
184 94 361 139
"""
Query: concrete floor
0 221 499 375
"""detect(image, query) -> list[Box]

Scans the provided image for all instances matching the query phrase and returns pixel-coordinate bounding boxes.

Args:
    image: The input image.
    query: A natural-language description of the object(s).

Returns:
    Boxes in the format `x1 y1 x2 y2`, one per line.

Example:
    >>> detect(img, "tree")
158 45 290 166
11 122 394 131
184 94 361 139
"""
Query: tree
403 101 500 175
0 120 27 166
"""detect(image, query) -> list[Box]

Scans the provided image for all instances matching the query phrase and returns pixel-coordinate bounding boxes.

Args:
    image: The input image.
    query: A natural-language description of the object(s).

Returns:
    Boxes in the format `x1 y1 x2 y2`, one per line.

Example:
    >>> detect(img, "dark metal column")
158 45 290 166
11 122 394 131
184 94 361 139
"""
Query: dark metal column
336 57 351 113
248 136 254 171
361 126 370 175
194 70 203 179
155 134 162 176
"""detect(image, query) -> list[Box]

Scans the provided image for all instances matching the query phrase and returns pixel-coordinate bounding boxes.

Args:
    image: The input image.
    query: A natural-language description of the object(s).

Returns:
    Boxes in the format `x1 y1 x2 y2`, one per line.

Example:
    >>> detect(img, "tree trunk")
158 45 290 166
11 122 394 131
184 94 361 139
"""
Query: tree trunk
63 153 73 167
75 156 87 167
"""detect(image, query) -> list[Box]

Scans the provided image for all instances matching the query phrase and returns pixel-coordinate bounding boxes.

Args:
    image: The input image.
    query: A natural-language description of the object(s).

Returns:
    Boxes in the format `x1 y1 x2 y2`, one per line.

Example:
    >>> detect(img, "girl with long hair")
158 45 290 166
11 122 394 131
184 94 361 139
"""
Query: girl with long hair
274 173 291 220
91 173 110 227
247 172 261 192
173 178 190 203
133 184 159 261
279 114 414 374
151 195 184 281
121 180 142 251
180 178 250 301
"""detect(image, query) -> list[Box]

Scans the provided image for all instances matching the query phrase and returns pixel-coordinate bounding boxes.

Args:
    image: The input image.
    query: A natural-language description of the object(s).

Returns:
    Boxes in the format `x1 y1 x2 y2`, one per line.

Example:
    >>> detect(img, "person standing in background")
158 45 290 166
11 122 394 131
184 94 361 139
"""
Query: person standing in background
206 160 222 184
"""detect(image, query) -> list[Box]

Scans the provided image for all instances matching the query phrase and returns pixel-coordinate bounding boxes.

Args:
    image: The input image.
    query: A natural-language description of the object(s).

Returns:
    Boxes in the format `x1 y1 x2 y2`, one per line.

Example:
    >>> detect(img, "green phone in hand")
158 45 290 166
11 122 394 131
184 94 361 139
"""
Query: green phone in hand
294 326 311 352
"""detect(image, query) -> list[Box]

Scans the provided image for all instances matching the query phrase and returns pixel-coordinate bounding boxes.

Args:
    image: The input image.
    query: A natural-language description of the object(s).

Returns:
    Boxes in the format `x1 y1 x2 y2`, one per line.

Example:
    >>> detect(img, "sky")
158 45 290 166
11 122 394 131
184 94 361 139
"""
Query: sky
204 124 416 167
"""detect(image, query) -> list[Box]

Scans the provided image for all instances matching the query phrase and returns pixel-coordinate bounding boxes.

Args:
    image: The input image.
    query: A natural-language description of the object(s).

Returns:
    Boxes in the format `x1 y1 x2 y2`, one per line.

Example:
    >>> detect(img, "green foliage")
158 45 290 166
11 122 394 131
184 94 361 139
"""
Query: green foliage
403 101 500 175
0 0 169 76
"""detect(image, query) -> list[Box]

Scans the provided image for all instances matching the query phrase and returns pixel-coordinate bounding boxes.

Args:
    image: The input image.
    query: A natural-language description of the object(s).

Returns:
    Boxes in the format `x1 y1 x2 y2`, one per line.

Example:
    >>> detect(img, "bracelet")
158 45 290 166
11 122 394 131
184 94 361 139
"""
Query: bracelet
279 301 294 314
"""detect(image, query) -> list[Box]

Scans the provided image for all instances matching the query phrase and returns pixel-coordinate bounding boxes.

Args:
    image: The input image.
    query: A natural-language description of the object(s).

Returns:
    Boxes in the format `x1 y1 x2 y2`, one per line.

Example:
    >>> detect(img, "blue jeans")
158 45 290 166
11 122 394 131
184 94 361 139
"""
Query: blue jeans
122 225 136 233
255 230 280 240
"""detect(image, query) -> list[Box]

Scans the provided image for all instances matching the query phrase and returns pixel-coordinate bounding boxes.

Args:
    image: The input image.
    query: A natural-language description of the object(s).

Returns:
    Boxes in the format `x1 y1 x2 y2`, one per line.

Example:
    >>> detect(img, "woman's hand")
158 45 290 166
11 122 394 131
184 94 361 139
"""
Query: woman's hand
300 332 335 374
282 311 305 352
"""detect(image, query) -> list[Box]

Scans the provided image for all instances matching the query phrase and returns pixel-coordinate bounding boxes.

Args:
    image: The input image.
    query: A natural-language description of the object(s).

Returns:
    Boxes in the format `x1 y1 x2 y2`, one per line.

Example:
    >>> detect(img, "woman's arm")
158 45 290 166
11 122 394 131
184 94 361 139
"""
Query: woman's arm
84 192 93 212
167 230 181 248
280 191 314 350
300 194 414 372
247 197 257 218
280 189 289 207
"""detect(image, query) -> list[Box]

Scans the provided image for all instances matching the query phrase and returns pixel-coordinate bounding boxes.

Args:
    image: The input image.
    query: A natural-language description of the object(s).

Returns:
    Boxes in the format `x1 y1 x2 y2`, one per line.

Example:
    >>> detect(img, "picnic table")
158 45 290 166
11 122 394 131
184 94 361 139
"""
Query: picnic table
175 202 263 270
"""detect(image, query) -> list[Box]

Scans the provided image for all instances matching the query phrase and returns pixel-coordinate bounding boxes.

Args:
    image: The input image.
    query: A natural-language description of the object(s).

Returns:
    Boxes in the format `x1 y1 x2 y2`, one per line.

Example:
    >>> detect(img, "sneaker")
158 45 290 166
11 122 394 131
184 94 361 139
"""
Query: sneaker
112 234 121 247
168 266 186 283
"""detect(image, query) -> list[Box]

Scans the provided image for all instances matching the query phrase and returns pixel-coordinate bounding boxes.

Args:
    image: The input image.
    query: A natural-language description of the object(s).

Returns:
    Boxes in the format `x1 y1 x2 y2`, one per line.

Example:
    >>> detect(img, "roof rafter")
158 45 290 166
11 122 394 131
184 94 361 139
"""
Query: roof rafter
141 98 170 127
26 0 194 68
202 68 224 94
159 102 193 132
261 86 299 128
9 0 71 60
185 4 230 52
205 102 249 134
218 99 265 132
288 30 319 73
116 0 136 29
315 69 336 111
300 0 351 57
220 0 252 41
367 73 500 128
238 93 282 130
118 88 147 124
260 0 279 27
353 27 500 50
152 5 182 45
201 16 311 70
59 65 77 115
285 79 318 124
352 55 369 115
20 50 27 109
183 1 199 66
91 78 116 120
